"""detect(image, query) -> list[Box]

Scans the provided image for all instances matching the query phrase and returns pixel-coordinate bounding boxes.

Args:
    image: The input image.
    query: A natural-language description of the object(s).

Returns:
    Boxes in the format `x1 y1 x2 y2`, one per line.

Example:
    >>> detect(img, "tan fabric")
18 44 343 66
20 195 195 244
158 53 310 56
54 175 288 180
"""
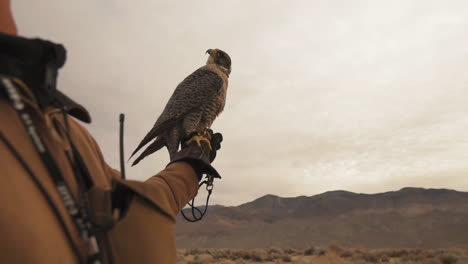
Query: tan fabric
0 80 199 263
0 0 17 35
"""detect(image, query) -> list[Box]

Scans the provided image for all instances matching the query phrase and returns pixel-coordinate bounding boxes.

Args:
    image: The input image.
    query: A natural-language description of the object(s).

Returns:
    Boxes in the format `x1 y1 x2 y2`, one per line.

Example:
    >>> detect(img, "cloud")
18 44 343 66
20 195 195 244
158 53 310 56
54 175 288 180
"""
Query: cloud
13 0 468 205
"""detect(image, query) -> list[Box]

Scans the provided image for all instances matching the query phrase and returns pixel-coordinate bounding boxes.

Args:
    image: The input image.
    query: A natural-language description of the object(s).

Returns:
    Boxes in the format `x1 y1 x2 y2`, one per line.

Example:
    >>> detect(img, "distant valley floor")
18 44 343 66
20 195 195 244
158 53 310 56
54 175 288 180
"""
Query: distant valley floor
177 246 468 264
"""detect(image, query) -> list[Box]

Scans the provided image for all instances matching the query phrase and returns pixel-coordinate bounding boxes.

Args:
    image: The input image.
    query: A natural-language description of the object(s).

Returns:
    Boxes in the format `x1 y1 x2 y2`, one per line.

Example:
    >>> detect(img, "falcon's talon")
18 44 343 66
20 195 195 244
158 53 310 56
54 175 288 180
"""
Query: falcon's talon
186 135 212 150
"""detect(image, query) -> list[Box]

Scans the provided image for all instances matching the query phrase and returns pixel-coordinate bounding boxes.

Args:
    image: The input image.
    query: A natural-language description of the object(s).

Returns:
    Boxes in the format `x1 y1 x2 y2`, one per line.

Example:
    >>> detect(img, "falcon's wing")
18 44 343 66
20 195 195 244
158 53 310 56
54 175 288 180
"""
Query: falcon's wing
130 68 223 158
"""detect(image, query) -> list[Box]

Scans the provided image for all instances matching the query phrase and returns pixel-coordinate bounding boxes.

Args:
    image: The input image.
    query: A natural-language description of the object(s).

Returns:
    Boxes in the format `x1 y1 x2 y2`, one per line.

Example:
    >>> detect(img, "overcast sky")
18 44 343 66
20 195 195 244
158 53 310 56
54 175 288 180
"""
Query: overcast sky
14 0 468 206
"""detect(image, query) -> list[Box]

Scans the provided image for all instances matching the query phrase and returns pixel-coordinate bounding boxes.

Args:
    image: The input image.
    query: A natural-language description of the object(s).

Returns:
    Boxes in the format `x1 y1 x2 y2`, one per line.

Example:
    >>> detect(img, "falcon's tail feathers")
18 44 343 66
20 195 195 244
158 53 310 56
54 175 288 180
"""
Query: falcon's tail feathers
129 120 176 160
131 137 166 166
129 124 165 160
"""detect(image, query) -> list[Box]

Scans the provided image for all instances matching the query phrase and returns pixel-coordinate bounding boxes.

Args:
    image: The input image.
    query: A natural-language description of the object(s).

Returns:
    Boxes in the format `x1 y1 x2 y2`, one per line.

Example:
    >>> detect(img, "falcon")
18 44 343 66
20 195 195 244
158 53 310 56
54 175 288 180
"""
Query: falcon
130 49 231 166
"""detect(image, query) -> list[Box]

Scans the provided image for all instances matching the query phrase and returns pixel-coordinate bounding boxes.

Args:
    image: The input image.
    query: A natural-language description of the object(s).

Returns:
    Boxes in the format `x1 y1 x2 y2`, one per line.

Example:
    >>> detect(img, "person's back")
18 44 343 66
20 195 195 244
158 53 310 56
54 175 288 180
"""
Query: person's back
0 2 223 263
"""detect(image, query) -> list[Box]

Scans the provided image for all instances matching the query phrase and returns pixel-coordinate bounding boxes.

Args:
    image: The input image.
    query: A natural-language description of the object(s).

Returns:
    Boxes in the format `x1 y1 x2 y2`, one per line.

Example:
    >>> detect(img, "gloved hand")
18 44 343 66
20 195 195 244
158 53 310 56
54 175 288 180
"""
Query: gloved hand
169 129 223 181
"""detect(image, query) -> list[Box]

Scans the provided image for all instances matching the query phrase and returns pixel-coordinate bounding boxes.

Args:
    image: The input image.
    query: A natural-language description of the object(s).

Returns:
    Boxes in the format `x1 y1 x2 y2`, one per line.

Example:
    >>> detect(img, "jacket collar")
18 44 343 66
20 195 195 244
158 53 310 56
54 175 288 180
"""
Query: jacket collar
0 33 91 123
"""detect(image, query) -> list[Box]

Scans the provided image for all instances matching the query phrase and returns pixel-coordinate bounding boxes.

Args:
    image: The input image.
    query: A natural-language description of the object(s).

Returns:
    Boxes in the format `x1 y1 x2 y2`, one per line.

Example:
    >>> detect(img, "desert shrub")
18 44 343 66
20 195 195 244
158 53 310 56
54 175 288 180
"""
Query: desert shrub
230 249 262 262
439 254 458 264
197 253 213 263
264 254 275 261
329 244 354 258
328 244 343 253
388 249 408 258
318 248 327 256
267 248 282 254
240 250 253 260
424 250 436 259
250 251 265 262
284 248 298 255
409 249 423 255
210 249 231 259
230 250 244 260
380 255 390 262
186 248 206 256
177 249 185 260
281 255 292 262
187 255 203 264
360 252 379 263
266 248 283 260
375 252 390 263
340 250 353 258
401 252 424 262
303 246 315 256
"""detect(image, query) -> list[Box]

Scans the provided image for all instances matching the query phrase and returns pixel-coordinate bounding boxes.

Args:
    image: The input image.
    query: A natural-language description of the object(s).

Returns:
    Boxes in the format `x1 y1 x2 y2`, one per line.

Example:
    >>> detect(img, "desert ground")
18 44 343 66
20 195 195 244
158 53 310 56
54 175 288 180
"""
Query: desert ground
177 246 468 264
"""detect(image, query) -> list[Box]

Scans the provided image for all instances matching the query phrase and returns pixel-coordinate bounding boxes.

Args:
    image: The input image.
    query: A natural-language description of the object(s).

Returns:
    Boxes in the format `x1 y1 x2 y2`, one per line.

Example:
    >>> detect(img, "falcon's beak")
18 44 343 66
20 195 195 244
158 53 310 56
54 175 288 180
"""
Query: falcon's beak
206 49 214 56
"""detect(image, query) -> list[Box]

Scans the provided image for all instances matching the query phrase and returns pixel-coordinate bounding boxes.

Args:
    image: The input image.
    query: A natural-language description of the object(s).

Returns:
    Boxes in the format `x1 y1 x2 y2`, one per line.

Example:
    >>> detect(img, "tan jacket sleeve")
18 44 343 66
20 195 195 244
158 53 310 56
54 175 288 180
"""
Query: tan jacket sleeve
109 163 199 264
66 117 199 263
67 116 199 217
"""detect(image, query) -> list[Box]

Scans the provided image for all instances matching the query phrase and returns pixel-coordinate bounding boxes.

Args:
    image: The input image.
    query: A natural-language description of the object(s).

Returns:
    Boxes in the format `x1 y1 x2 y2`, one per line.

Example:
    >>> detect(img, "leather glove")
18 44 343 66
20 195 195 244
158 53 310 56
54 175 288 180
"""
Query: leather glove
168 129 223 181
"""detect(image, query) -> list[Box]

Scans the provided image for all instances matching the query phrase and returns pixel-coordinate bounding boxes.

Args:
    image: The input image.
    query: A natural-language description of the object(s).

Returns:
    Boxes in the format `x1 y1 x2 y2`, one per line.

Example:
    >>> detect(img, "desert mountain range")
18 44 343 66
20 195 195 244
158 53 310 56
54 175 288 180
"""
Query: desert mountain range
176 187 468 248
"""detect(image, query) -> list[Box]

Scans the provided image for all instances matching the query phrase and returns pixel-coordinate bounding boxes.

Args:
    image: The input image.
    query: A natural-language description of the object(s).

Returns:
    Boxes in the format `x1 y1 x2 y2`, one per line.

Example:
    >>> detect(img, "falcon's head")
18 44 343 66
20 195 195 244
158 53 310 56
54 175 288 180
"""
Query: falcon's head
206 49 231 75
